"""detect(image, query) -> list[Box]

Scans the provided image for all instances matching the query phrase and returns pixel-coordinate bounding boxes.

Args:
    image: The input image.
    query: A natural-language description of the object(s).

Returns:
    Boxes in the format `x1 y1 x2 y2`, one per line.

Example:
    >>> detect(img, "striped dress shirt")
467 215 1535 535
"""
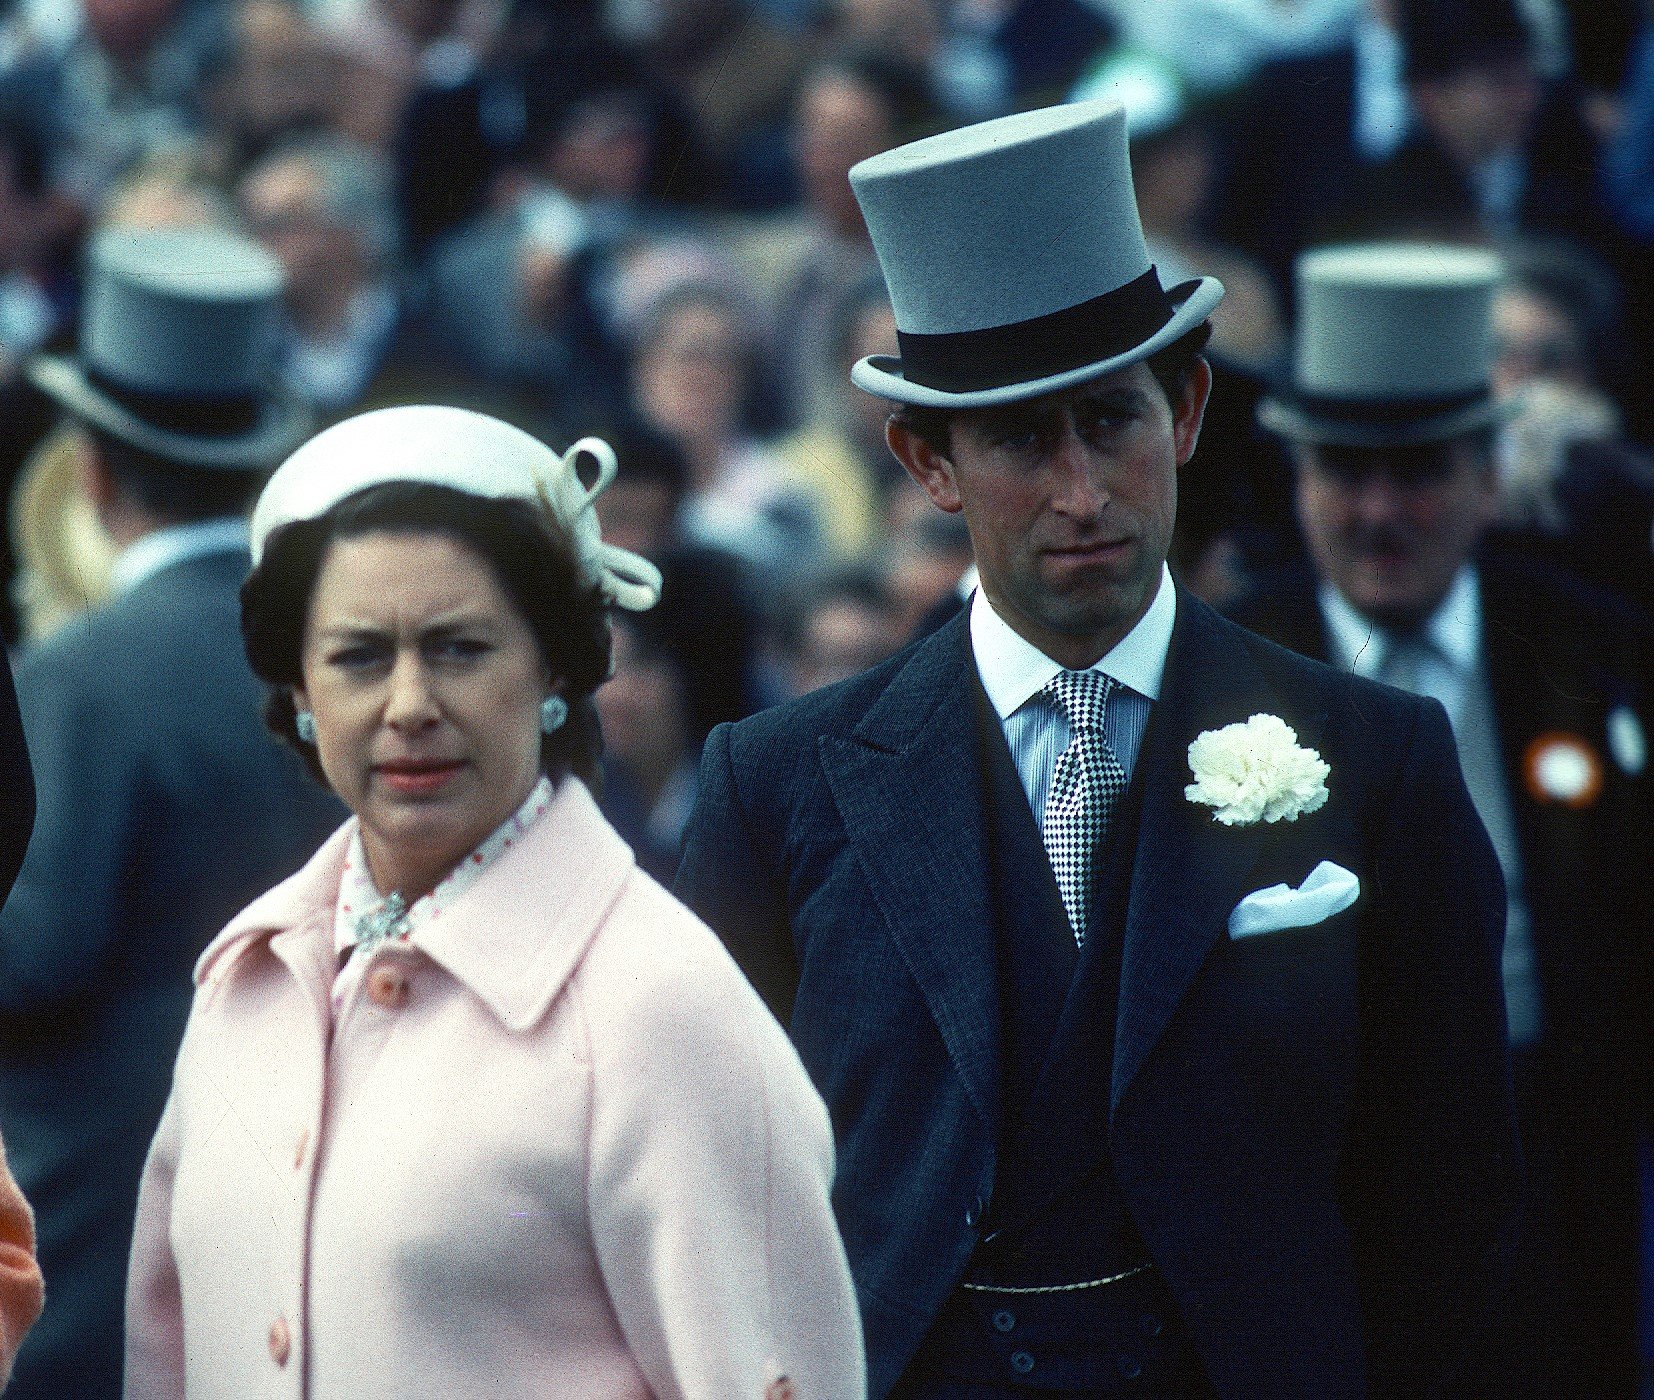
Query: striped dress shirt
969 565 1177 827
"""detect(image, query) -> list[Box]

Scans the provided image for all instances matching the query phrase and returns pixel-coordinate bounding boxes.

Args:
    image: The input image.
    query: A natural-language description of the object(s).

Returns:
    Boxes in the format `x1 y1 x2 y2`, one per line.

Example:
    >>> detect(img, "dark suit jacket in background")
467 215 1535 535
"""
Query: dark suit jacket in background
676 593 1520 1399
0 546 343 1399
1215 43 1366 300
1228 550 1654 1397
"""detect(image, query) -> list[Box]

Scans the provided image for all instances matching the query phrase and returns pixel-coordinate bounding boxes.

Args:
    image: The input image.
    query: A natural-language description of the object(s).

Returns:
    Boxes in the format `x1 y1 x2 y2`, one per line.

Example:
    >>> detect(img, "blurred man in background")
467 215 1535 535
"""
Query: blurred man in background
0 226 342 1398
1234 241 1653 1400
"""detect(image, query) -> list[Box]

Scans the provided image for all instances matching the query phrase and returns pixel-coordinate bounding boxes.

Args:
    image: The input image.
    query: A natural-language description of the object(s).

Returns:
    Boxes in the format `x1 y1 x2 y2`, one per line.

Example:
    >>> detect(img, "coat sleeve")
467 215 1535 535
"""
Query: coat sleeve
124 1091 186 1400
0 1127 43 1386
1342 696 1523 1395
0 644 135 1011
584 901 865 1400
673 722 800 1022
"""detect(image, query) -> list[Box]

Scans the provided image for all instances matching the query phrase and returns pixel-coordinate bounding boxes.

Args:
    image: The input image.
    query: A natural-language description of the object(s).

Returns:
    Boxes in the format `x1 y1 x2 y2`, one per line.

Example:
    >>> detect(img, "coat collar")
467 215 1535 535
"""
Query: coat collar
1110 592 1325 1110
818 612 1001 1129
196 777 636 1034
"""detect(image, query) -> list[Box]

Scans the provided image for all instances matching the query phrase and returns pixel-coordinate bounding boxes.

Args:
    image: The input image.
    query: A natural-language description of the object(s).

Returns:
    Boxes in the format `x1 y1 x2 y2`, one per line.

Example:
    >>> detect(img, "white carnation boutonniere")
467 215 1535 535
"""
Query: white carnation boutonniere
1185 714 1330 827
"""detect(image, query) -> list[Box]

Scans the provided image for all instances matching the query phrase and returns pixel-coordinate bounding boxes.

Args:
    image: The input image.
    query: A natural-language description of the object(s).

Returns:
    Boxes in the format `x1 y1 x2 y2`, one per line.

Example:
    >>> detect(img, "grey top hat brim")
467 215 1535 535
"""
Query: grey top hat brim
851 275 1224 410
28 355 313 472
1256 389 1515 449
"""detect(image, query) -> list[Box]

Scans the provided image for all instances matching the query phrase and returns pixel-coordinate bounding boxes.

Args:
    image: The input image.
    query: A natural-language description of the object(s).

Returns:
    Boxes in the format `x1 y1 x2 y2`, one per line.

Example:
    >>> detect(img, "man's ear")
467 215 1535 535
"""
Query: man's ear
1172 356 1213 468
886 417 963 514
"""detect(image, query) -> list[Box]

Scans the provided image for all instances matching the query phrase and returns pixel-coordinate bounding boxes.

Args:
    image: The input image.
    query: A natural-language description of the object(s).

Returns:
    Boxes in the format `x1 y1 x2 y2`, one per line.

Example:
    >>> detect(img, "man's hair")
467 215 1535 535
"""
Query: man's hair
889 321 1213 456
89 428 265 524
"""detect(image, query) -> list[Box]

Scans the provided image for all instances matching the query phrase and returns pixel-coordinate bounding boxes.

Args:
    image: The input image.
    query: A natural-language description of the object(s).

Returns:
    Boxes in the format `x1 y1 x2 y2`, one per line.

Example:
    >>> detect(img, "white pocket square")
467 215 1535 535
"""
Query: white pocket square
1228 860 1361 939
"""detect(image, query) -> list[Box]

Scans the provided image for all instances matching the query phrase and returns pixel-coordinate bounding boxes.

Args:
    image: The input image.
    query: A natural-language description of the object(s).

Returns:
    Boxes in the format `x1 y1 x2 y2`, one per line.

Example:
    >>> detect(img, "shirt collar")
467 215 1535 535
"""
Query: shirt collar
111 517 249 595
333 775 554 959
1319 565 1482 677
971 563 1177 720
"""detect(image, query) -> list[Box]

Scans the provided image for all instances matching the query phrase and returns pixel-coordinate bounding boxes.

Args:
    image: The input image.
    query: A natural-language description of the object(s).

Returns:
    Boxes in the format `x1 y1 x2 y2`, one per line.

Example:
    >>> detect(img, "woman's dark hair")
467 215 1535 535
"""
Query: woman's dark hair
241 481 612 788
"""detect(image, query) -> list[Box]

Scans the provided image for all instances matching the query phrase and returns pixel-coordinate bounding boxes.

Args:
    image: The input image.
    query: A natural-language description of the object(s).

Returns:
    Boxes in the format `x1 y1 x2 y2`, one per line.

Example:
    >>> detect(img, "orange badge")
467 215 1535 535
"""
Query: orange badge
1522 732 1604 809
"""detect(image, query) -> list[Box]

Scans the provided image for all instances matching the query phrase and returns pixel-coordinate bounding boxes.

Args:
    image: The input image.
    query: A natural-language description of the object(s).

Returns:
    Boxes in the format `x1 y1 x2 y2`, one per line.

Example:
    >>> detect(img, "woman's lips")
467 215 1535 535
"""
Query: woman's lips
376 762 463 796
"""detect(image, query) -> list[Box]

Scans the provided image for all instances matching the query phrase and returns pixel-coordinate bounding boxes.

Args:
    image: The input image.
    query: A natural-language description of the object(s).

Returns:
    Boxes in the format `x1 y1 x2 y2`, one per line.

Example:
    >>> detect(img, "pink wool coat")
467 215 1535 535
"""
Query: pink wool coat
125 778 863 1400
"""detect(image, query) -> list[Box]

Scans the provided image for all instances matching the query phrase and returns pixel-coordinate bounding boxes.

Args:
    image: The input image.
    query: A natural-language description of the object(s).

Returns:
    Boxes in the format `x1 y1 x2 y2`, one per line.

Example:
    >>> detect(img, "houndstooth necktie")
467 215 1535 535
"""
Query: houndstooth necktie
1041 670 1129 946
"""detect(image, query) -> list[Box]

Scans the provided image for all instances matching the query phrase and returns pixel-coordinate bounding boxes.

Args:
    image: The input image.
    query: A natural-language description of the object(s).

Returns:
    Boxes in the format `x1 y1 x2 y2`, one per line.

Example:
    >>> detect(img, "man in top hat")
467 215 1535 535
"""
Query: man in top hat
0 226 343 1399
676 100 1520 1398
1231 242 1654 1399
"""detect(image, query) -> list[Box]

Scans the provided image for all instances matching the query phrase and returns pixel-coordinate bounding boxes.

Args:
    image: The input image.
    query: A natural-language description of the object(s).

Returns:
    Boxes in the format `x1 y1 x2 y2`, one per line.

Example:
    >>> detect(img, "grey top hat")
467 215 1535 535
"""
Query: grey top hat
1259 243 1511 448
847 99 1224 410
28 227 311 472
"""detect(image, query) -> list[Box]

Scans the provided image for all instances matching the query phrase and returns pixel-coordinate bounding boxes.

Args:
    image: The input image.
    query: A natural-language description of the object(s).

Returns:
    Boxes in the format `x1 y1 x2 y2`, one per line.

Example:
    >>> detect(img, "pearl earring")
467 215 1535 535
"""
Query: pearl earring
539 695 569 735
295 710 317 744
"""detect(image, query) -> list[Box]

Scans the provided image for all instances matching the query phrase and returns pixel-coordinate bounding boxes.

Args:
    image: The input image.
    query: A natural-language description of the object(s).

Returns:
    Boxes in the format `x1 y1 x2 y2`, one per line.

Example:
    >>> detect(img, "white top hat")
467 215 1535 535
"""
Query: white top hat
249 405 662 611
28 227 311 471
1259 243 1512 447
848 99 1223 409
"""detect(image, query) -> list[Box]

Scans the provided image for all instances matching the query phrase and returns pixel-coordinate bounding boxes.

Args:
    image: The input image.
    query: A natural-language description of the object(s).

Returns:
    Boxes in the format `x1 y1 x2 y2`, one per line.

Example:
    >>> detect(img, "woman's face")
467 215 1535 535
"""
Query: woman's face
634 298 746 444
295 530 553 898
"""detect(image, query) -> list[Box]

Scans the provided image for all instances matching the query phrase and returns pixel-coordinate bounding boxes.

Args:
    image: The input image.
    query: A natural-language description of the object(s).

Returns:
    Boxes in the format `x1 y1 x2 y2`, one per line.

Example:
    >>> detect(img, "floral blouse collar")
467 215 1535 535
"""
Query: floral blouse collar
332 776 555 965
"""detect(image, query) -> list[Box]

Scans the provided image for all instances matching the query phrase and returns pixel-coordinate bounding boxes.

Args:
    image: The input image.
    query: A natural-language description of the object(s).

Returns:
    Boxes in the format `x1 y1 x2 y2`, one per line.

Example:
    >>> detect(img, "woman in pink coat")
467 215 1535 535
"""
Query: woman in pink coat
124 406 864 1400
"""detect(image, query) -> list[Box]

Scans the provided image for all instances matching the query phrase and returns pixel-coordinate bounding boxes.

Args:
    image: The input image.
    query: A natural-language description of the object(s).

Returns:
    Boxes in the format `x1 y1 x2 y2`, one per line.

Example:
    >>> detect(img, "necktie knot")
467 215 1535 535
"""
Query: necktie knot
1043 669 1116 735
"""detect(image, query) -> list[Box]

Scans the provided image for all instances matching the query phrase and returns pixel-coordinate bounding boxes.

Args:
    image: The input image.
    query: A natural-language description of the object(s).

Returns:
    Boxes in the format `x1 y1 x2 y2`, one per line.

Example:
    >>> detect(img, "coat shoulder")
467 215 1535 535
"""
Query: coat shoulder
582 870 778 1027
1480 548 1653 681
719 613 966 767
1201 592 1427 734
576 868 821 1112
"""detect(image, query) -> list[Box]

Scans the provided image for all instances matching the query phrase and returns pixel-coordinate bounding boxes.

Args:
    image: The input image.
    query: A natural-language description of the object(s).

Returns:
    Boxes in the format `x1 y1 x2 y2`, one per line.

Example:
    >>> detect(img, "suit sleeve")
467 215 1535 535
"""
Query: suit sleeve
1344 696 1523 1395
673 722 800 1022
0 645 135 1011
585 910 865 1400
0 652 33 907
124 1091 185 1400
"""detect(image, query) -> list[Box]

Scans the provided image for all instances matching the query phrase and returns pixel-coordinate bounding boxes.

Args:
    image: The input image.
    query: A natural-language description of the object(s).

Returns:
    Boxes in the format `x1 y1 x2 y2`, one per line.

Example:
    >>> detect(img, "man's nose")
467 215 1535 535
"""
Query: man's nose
1049 426 1110 517
1349 473 1410 526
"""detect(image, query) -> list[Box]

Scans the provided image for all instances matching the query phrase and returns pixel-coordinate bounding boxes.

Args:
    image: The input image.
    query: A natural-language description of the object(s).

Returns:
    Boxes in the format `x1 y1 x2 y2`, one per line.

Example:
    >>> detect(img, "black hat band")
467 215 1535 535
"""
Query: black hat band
85 368 267 438
1286 384 1492 425
895 267 1182 394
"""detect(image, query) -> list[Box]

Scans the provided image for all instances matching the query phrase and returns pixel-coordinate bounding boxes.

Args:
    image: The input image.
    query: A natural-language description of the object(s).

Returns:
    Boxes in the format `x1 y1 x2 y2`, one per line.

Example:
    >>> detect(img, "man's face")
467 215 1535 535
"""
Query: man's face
1413 58 1540 167
1294 437 1499 630
889 359 1210 668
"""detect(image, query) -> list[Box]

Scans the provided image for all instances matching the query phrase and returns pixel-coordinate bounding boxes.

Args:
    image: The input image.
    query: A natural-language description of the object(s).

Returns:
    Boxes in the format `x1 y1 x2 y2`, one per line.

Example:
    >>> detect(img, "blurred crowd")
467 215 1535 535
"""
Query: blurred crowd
0 0 1643 828
0 0 1645 865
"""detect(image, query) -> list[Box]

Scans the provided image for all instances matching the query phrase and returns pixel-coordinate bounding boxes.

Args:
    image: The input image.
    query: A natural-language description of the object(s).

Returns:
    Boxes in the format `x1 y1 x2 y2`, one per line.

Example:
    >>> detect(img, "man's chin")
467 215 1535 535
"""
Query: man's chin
1345 582 1440 633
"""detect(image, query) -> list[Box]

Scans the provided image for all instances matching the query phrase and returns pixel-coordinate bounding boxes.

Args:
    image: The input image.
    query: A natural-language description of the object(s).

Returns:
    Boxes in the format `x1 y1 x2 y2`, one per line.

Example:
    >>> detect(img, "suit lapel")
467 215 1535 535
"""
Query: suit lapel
1111 595 1320 1112
819 615 1001 1129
